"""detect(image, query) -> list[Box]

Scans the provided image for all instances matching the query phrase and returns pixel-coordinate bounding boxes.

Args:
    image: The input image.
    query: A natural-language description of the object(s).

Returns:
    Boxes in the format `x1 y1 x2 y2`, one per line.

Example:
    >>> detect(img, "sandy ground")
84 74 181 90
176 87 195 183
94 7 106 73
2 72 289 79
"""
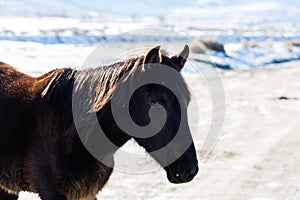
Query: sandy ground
1 44 299 200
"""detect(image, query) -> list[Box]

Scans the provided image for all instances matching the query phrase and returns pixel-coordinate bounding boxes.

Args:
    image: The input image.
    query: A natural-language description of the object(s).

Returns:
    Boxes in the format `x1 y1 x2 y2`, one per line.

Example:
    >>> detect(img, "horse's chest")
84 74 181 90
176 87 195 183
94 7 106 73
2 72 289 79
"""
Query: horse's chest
58 162 113 199
0 164 30 194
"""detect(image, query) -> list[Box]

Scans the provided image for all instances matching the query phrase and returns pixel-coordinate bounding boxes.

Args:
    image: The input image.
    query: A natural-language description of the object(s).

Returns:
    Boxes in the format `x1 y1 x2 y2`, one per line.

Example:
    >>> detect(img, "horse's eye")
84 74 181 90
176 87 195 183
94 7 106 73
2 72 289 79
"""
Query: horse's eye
151 100 160 106
151 98 166 106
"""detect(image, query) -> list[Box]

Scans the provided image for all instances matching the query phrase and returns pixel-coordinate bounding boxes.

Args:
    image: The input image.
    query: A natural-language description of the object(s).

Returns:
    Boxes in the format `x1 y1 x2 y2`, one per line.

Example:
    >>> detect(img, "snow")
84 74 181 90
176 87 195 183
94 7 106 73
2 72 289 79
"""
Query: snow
1 0 300 70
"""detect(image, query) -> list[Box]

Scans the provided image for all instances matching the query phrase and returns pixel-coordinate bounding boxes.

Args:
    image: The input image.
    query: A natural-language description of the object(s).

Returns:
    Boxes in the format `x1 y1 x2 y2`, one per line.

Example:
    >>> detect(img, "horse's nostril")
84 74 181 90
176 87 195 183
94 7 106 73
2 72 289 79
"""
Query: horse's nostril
178 172 188 180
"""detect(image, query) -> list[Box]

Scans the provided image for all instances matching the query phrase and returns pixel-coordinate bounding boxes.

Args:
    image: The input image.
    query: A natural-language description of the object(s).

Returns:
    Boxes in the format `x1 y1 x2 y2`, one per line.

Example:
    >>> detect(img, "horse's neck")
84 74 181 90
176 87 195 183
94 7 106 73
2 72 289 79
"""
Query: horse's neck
68 67 132 159
98 102 131 147
63 103 130 166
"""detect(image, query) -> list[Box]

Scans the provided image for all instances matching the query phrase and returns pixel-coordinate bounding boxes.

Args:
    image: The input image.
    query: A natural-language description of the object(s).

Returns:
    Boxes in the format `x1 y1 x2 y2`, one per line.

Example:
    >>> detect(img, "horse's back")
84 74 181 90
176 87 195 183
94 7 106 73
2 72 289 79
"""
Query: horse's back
0 62 59 101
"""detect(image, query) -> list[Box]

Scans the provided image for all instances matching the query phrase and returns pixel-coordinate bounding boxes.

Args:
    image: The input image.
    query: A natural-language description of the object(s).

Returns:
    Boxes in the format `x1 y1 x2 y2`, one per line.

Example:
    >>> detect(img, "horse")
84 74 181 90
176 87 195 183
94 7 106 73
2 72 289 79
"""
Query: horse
0 45 198 200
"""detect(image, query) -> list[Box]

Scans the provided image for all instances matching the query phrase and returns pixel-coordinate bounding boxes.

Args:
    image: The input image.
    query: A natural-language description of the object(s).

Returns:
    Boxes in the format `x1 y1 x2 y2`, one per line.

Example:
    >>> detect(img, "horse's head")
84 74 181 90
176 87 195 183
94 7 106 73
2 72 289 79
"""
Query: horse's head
130 45 198 183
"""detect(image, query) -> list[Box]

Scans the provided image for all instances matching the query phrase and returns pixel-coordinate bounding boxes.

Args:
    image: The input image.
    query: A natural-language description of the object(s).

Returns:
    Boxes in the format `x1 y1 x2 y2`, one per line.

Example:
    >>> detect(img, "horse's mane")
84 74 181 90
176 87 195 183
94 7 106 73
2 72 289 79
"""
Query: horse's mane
42 56 143 105
73 56 145 112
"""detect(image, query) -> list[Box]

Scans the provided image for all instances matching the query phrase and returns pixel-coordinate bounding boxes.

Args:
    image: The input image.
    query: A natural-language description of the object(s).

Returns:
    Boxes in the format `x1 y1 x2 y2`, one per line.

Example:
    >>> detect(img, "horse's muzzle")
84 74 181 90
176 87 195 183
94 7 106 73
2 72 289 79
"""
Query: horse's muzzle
165 161 198 184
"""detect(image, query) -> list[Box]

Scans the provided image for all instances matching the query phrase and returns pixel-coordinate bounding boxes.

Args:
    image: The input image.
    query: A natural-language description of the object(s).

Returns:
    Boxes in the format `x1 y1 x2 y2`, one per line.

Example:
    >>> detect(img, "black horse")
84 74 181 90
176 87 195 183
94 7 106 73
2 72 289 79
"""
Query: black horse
0 45 198 200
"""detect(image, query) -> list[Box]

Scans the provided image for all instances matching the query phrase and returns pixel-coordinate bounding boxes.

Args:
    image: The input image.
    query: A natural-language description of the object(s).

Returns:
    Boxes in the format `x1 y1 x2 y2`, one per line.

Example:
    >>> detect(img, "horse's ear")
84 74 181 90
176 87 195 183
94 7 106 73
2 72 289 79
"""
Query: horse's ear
171 44 190 71
143 46 162 64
